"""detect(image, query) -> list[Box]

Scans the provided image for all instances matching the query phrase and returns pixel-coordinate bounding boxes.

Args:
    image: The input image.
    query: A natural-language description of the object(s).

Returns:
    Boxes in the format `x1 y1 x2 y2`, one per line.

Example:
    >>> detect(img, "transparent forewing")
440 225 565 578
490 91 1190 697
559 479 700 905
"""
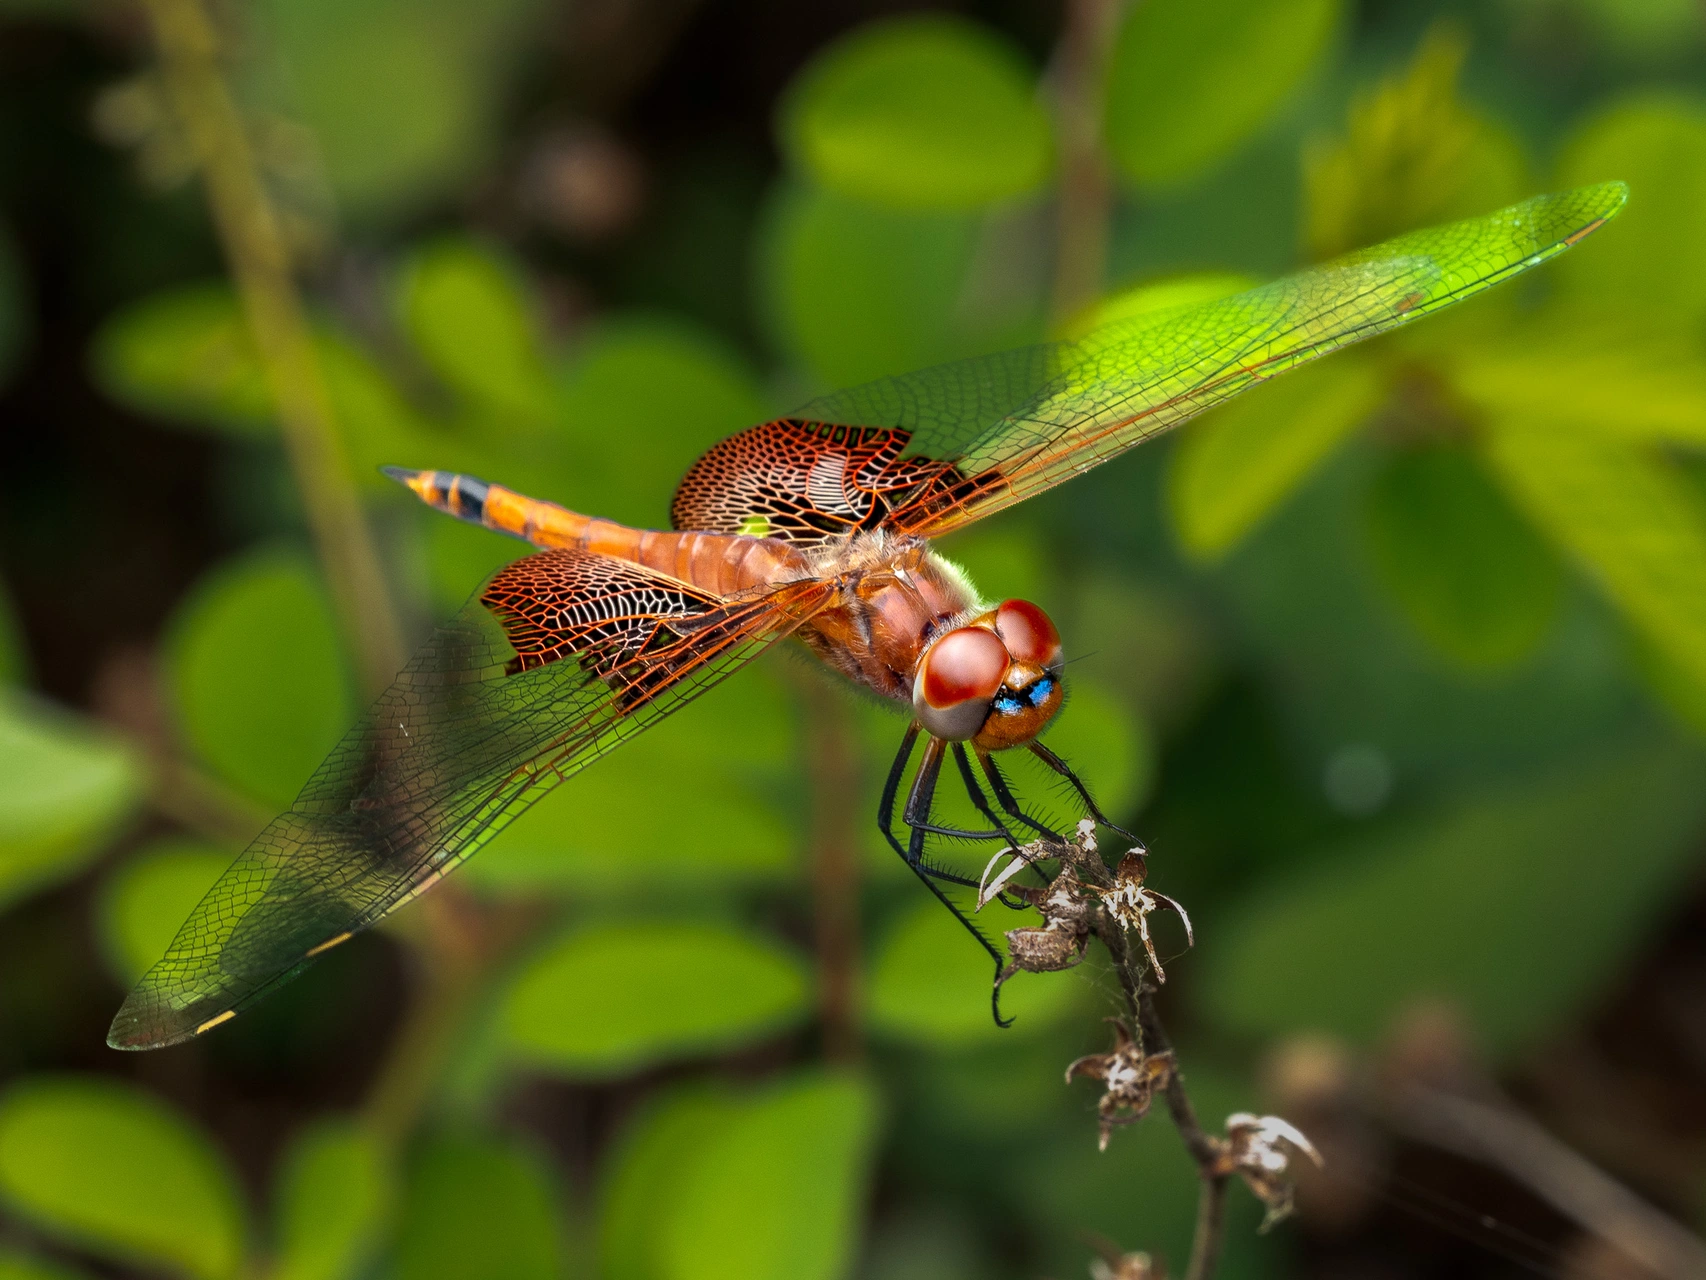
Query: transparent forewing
795 183 1627 537
108 552 832 1049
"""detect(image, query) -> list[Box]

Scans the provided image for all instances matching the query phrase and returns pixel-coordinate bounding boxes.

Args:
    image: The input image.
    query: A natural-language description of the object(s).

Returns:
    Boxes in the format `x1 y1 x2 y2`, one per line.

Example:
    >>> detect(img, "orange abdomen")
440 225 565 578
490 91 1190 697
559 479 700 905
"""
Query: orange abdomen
389 468 808 598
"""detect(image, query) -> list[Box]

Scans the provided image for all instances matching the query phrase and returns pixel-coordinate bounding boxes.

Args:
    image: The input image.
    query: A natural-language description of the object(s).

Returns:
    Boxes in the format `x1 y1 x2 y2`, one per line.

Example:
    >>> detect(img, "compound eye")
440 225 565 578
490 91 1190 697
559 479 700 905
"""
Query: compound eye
913 626 1010 741
995 599 1062 669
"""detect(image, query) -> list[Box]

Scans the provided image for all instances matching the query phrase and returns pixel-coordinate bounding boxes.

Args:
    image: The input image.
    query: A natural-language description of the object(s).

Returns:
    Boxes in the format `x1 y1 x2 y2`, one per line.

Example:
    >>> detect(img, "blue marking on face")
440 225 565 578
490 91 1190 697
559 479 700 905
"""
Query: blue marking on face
993 676 1054 717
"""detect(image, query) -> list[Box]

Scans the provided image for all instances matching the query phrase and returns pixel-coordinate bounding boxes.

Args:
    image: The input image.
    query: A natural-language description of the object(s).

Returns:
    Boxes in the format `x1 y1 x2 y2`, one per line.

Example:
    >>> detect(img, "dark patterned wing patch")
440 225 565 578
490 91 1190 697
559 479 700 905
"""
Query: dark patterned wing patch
669 418 996 545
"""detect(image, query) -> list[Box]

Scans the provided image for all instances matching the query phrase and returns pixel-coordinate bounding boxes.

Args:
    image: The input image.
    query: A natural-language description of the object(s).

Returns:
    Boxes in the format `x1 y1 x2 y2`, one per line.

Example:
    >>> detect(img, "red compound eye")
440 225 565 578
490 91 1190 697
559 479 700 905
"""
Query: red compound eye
920 626 1009 709
995 599 1061 668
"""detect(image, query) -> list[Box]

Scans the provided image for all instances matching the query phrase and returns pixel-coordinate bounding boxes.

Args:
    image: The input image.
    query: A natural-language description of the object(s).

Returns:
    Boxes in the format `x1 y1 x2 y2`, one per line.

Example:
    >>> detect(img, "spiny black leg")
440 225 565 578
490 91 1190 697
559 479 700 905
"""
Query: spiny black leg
878 722 921 864
1029 741 1141 844
976 748 1060 840
951 744 1020 848
878 728 1014 1027
902 736 1008 844
951 745 1039 909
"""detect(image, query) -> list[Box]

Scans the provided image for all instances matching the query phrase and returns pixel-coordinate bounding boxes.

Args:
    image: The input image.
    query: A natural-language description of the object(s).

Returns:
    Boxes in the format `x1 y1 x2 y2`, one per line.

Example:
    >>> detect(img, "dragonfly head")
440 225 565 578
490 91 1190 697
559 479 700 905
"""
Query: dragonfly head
913 600 1064 748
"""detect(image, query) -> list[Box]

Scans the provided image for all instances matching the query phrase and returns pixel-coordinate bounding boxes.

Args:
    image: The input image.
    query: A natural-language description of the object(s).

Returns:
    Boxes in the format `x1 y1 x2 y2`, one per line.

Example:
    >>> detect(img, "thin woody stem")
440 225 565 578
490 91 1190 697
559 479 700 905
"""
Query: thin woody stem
1049 0 1124 324
798 672 864 1063
140 0 406 698
1089 857 1230 1280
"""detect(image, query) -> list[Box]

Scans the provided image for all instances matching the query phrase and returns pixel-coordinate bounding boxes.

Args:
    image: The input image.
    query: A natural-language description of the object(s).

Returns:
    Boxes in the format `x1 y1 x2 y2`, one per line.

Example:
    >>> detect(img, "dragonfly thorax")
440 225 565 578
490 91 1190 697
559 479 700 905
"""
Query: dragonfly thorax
912 599 1064 749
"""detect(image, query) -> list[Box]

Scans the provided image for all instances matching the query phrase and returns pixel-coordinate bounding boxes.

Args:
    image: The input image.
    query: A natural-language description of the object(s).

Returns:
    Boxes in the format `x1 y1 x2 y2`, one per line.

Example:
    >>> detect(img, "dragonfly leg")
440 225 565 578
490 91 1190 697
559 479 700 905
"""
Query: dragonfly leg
878 725 1013 1027
901 737 1011 844
975 747 1061 841
1028 741 1142 845
950 745 1043 908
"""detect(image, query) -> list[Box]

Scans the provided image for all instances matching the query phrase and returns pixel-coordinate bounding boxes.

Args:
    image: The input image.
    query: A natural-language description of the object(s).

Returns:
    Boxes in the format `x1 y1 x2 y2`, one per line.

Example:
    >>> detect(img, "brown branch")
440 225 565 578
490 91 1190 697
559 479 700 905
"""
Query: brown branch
1049 0 1125 325
140 0 406 699
148 755 271 848
796 672 863 1063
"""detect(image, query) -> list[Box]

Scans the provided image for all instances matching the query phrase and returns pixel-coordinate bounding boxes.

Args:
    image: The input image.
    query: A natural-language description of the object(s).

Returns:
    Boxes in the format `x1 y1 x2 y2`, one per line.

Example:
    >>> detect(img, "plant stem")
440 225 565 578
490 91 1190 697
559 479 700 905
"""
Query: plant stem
1050 0 1124 326
141 0 406 698
1097 890 1230 1280
799 673 863 1063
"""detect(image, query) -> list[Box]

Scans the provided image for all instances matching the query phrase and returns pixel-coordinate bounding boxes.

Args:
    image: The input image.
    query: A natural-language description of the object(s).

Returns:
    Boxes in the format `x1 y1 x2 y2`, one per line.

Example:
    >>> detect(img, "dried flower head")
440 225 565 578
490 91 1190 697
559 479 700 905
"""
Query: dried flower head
1065 1020 1177 1150
1218 1112 1324 1230
1094 850 1194 982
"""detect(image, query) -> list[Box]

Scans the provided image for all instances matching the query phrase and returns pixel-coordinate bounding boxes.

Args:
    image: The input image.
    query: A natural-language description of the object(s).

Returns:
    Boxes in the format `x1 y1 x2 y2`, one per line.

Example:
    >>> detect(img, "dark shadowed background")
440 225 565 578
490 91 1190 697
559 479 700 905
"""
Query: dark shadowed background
1 1 1705 1278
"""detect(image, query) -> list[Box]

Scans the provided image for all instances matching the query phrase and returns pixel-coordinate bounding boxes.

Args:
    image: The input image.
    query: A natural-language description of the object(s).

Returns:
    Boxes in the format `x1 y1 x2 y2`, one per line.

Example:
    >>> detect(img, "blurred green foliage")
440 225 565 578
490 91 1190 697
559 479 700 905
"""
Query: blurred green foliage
2 1 1705 1278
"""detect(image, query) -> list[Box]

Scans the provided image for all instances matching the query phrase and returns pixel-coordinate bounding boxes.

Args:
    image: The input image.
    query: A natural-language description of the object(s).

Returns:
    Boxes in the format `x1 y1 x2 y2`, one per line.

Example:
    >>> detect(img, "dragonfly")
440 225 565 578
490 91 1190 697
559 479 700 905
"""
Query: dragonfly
108 182 1625 1049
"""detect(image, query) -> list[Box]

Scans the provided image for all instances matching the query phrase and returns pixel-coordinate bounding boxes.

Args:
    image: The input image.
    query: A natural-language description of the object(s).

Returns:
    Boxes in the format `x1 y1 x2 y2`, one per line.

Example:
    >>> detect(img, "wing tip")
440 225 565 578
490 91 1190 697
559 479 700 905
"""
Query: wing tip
106 990 230 1052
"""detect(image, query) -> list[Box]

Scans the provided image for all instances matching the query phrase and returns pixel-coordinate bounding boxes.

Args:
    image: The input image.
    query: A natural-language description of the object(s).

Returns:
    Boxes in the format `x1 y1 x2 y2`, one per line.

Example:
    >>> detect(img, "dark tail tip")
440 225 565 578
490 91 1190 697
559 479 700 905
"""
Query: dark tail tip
381 466 420 486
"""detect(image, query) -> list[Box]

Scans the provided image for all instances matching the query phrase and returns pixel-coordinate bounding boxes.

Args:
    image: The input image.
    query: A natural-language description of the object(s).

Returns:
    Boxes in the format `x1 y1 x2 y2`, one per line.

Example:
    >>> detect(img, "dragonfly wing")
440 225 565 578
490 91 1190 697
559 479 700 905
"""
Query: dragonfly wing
788 182 1627 537
668 419 984 546
109 551 833 1049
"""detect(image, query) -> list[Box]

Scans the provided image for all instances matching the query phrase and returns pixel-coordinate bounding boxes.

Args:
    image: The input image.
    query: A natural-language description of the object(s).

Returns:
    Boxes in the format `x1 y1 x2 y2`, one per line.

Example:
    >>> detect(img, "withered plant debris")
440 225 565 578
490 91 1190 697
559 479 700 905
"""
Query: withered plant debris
1066 1019 1178 1150
1215 1112 1324 1230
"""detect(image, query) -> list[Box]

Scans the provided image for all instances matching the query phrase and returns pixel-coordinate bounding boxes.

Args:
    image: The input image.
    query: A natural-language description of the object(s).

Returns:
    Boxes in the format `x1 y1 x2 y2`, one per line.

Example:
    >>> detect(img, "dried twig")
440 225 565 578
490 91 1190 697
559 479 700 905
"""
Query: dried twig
141 0 405 698
986 823 1316 1280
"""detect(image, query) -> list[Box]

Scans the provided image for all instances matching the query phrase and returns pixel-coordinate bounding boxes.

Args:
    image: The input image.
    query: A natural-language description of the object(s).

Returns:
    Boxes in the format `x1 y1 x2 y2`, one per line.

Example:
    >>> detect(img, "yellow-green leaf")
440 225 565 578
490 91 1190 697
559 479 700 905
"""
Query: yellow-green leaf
1555 92 1706 318
1482 420 1706 688
498 921 811 1076
661 1072 880 1280
0 1077 245 1280
1167 356 1385 559
165 548 354 809
0 694 142 913
272 1120 393 1280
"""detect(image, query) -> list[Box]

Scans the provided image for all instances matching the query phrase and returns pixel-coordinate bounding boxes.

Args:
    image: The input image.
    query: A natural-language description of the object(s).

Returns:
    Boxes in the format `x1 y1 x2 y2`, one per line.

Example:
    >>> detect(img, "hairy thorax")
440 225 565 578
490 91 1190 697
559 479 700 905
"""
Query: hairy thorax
794 530 985 704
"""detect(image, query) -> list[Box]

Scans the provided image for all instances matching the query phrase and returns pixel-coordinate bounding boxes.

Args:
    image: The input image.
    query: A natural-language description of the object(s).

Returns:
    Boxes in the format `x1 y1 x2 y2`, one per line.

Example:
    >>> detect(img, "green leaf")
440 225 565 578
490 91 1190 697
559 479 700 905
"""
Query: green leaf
499 920 811 1077
249 0 541 221
868 896 1084 1048
1302 24 1529 260
1105 0 1343 188
91 283 273 435
1167 356 1385 559
1481 421 1706 689
1201 744 1706 1061
165 548 353 809
599 1086 743 1280
549 315 773 529
392 1133 562 1280
1363 443 1563 671
272 1120 393 1280
0 694 142 913
395 237 555 424
780 15 1051 210
467 667 798 892
755 183 985 389
662 1072 880 1280
1555 92 1706 319
0 1077 245 1280
97 839 232 986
